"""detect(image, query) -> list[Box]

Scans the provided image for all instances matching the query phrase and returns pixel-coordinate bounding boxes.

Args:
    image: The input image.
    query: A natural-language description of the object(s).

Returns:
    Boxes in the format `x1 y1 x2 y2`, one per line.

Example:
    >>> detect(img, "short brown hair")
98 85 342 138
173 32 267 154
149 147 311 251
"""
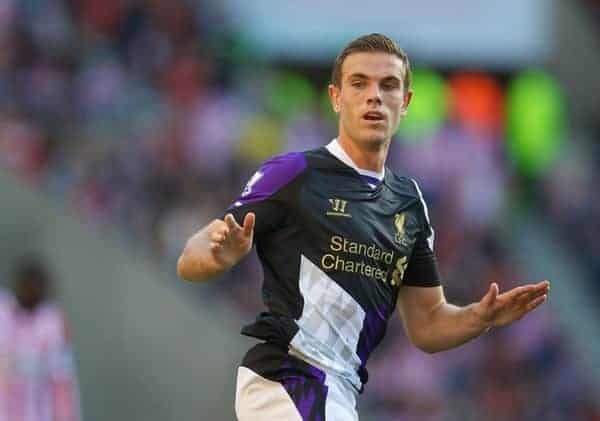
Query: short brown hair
331 33 412 91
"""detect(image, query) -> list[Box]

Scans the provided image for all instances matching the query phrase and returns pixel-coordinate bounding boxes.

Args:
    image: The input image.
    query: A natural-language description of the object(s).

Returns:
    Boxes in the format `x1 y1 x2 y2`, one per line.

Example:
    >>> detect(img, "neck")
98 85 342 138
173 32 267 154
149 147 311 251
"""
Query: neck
337 133 389 173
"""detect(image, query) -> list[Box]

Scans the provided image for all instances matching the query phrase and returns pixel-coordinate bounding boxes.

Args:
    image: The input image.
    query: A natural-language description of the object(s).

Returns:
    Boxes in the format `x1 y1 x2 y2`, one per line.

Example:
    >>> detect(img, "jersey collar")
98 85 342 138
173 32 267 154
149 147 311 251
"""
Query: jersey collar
325 138 385 182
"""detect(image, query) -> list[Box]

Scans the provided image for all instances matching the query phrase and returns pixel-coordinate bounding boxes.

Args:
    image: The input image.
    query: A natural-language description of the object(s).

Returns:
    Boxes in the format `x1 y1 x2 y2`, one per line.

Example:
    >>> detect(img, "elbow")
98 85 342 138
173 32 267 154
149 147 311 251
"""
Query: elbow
407 330 442 354
177 251 204 283
176 254 193 282
177 244 224 282
415 342 442 354
176 255 188 281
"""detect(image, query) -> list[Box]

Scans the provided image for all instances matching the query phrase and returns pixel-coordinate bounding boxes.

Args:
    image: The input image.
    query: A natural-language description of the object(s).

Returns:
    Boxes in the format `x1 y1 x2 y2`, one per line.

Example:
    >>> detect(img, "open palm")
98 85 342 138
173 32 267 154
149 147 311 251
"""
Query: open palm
473 281 550 328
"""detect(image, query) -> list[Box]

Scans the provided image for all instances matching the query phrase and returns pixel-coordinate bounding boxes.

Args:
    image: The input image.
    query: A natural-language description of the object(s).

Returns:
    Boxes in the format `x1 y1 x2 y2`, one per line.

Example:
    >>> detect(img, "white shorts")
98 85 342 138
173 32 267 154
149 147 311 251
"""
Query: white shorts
235 360 358 421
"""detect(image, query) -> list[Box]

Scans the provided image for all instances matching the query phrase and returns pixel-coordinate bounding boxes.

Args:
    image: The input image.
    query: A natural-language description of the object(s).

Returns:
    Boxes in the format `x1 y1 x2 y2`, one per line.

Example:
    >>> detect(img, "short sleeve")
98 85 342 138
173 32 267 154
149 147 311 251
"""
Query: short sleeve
402 179 441 287
226 152 307 239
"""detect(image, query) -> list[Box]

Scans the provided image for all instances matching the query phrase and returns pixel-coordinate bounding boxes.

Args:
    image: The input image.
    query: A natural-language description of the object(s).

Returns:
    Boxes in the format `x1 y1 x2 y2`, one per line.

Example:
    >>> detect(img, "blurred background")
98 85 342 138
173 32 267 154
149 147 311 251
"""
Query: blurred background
0 0 599 420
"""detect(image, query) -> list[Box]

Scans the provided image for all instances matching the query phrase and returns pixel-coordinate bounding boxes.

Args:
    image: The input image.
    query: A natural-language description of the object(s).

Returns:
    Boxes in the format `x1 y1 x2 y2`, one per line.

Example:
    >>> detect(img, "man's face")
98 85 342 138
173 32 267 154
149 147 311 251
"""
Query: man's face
329 52 411 148
14 276 46 311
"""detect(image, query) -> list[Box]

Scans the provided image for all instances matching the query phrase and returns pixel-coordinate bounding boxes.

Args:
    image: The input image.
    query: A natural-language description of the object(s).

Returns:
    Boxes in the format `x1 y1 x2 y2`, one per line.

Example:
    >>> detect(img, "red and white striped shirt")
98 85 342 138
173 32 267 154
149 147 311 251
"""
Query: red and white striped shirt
0 289 80 421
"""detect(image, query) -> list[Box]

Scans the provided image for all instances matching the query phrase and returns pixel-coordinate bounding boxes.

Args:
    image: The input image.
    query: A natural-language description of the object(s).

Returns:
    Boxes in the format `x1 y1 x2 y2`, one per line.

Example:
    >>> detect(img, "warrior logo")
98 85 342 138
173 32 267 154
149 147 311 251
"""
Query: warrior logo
327 199 351 218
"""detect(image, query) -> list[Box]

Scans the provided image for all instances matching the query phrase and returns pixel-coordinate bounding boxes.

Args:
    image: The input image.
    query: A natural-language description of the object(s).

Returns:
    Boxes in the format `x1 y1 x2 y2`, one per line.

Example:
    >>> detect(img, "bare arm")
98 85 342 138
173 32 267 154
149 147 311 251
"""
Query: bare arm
177 212 255 282
397 281 550 353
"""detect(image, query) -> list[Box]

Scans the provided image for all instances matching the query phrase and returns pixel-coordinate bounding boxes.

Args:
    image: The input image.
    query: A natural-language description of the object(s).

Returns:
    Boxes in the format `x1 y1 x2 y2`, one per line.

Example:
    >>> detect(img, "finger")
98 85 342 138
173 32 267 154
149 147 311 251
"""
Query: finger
525 294 547 312
224 213 242 231
535 280 550 289
527 284 550 297
243 212 255 237
503 284 536 301
520 288 550 305
528 280 550 293
209 229 228 242
538 281 550 294
481 282 499 308
515 282 550 301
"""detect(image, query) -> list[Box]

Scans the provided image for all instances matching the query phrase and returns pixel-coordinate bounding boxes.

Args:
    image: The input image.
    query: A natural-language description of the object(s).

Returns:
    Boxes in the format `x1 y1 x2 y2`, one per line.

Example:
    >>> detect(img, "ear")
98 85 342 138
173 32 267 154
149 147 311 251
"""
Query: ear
328 84 341 113
400 90 413 116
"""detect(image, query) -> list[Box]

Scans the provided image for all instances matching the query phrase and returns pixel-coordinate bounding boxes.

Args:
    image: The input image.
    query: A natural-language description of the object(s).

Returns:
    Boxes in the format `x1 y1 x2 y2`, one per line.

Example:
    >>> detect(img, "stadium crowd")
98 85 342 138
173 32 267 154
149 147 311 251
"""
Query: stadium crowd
0 0 598 419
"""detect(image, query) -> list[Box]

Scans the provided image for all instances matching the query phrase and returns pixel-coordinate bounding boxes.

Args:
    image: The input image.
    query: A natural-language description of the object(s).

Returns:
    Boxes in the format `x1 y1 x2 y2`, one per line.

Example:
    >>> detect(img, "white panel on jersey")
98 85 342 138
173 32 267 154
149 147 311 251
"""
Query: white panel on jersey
324 373 359 421
290 255 365 390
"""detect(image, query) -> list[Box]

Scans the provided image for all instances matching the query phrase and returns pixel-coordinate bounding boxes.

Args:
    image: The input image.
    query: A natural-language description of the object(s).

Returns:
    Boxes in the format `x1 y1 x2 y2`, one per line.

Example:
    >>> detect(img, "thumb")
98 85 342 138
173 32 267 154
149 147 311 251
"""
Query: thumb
243 212 255 237
480 282 498 308
224 213 241 231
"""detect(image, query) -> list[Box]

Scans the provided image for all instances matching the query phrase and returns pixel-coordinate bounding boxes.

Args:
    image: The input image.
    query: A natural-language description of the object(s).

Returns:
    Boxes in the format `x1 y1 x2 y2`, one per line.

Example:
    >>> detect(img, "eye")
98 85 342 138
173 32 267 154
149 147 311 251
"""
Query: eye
381 82 399 91
351 80 366 88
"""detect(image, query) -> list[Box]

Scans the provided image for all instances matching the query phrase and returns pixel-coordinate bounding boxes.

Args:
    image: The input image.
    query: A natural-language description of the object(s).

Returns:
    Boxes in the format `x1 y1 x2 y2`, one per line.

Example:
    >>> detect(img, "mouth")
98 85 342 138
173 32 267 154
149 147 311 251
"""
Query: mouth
362 111 386 123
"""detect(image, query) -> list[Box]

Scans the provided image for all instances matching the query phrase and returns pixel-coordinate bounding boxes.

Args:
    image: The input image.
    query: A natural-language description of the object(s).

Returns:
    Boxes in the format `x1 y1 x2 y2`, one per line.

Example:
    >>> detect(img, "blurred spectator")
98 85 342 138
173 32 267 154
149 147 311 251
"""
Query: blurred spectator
0 257 80 421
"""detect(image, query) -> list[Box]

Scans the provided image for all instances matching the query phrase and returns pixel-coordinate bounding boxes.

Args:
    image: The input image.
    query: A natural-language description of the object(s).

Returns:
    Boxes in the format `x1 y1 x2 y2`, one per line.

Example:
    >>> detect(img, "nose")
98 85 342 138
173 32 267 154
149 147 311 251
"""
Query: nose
366 84 382 106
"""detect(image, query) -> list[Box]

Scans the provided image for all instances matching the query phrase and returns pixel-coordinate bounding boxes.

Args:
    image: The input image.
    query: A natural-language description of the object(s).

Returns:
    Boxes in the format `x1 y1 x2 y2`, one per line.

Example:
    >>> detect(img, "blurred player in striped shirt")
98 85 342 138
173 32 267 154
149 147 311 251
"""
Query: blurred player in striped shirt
0 258 80 421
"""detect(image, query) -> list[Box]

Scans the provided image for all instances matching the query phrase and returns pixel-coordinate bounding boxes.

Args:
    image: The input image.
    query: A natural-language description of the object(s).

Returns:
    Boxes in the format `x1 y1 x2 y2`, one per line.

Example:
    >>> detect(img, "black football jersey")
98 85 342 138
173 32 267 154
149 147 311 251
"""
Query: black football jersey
229 145 441 391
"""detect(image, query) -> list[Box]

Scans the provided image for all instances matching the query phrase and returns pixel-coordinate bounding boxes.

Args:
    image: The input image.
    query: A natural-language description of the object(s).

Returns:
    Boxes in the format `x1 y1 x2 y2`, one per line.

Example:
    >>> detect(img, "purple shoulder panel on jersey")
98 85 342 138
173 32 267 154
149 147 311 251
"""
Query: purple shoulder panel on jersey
231 152 307 207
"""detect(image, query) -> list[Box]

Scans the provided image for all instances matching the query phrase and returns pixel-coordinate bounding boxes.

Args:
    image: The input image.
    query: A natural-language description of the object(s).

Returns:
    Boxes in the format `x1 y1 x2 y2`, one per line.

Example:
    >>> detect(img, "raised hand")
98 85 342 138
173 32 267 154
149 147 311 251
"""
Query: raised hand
472 280 550 328
208 212 255 268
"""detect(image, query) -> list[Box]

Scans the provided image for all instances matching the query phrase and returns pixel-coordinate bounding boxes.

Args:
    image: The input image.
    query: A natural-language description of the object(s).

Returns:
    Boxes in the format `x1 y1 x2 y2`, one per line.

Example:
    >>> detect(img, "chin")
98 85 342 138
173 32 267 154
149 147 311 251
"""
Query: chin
360 131 388 145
